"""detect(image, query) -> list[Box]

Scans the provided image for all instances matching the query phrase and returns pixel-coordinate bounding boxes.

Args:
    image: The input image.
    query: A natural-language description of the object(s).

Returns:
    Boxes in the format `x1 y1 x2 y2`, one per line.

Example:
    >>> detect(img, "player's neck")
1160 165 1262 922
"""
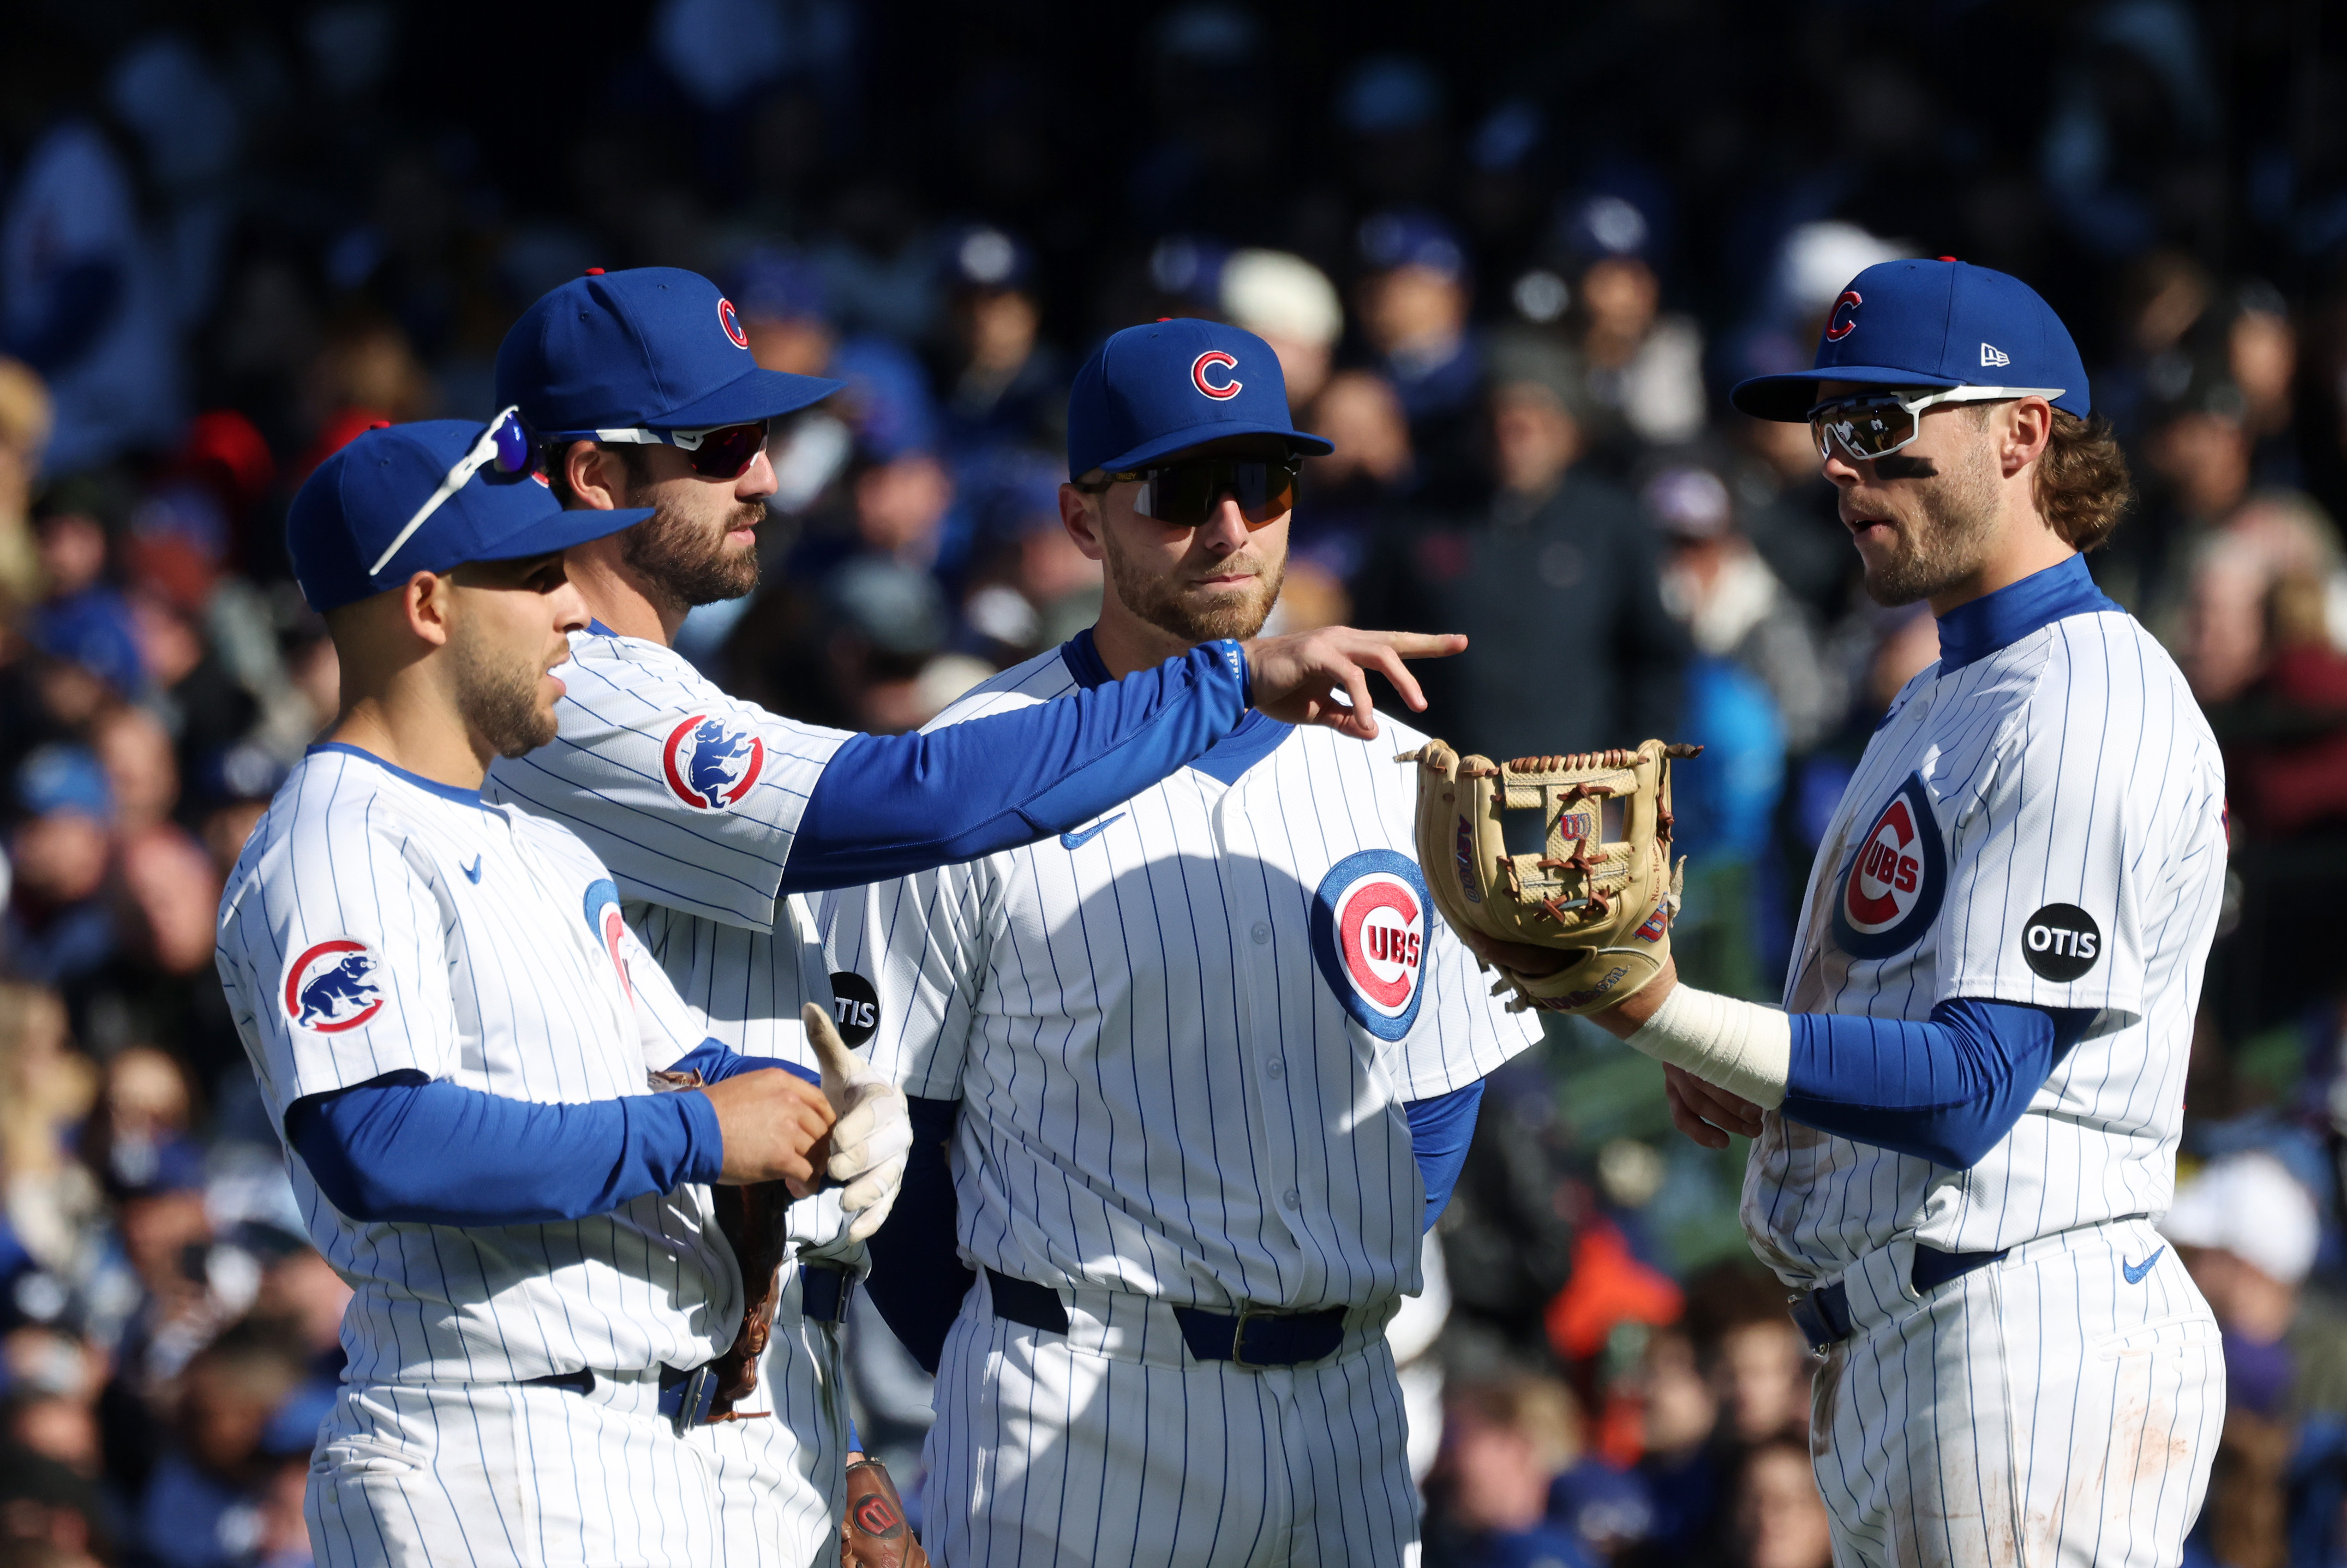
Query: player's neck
1926 510 2076 619
1086 599 1203 680
324 687 495 792
563 537 684 646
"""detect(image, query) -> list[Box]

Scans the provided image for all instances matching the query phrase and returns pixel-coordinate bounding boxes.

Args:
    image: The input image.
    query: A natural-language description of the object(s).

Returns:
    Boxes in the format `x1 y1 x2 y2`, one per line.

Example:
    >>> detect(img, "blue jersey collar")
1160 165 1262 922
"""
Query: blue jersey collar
1058 627 1290 784
1935 553 2121 674
308 742 489 809
584 618 619 638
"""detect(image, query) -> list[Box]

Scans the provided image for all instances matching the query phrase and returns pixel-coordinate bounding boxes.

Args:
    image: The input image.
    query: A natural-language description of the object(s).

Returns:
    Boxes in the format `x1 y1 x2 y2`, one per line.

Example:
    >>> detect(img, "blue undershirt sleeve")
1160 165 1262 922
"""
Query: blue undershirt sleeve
1782 999 2096 1169
1404 1080 1486 1232
667 1038 818 1088
784 640 1251 892
285 1072 724 1226
861 1095 970 1375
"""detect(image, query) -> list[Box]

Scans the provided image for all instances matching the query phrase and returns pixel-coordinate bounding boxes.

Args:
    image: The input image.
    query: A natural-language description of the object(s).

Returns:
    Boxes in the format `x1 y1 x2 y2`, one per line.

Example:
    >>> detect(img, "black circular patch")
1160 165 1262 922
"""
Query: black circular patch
827 971 880 1047
2020 904 2102 982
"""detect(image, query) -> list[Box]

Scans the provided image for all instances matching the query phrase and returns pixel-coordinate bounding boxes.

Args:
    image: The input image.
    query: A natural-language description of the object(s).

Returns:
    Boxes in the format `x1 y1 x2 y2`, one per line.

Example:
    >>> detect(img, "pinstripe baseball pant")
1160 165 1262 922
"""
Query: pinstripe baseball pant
305 1372 721 1567
1809 1217 2223 1567
690 1261 856 1568
922 1275 1418 1567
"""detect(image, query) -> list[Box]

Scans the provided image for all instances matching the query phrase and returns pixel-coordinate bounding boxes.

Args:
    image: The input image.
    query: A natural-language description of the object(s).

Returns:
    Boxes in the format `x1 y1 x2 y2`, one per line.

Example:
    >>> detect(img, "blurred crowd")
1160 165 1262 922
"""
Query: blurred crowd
3 1 2347 1564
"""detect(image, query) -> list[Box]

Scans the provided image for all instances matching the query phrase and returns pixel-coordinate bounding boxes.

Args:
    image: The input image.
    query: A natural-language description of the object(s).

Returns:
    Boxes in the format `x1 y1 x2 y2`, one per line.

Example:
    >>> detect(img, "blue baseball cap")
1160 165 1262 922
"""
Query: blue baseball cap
495 266 845 439
286 418 653 613
1067 319 1333 479
1730 258 2090 421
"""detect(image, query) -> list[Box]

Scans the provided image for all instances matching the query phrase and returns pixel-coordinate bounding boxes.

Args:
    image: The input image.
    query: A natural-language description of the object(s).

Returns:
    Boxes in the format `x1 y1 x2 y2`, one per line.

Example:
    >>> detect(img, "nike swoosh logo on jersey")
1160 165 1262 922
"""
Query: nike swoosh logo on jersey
2122 1246 2164 1284
1059 813 1124 850
463 855 483 883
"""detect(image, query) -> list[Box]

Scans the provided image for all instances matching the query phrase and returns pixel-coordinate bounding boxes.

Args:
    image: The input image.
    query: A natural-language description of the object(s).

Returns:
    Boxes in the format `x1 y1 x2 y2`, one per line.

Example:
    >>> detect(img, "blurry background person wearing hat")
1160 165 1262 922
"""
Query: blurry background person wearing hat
2163 1152 2347 1568
1355 329 1688 768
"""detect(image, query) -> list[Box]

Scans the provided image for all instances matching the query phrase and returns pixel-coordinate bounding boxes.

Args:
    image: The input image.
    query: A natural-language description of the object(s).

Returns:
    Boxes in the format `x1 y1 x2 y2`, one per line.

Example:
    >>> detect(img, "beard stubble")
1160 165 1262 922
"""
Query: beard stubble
1860 437 2004 608
1101 529 1288 645
621 495 765 619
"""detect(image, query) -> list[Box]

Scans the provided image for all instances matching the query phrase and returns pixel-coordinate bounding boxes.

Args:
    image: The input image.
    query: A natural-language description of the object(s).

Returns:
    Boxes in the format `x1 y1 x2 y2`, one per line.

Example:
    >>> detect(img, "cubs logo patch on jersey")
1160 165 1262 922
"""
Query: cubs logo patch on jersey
1831 771 1947 958
1311 849 1430 1041
662 714 764 809
583 878 633 1004
284 939 385 1032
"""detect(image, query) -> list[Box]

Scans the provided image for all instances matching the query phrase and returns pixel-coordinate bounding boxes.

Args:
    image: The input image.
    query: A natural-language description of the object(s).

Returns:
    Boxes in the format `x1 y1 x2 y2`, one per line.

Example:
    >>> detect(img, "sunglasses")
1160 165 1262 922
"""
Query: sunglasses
545 420 773 481
1806 385 2067 464
370 406 533 575
1102 456 1302 529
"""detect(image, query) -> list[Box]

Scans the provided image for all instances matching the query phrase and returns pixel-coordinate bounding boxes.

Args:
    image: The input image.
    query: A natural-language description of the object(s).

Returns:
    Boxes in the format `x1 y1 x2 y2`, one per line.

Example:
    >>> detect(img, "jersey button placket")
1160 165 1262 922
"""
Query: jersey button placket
1214 786 1306 1248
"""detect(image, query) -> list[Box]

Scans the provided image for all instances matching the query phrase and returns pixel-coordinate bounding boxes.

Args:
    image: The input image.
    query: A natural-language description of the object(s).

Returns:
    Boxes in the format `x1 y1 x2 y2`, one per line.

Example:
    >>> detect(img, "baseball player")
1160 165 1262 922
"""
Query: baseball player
215 418 868 1566
821 318 1543 1567
1473 260 2225 1565
480 269 1466 1565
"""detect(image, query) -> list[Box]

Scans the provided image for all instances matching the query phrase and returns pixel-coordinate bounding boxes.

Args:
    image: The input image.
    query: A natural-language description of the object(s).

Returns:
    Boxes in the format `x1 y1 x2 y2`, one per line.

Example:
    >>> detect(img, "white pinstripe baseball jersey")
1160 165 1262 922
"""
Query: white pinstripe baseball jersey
485 628 861 1246
820 637 1541 1311
215 743 743 1386
485 627 863 1568
1749 600 2227 1283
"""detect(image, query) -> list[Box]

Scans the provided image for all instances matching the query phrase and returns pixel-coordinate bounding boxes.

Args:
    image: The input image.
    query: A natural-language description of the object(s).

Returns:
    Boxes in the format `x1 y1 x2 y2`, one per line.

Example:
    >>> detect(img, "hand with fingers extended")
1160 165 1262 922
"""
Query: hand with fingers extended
801 1003 913 1241
1238 627 1466 739
700 1068 837 1195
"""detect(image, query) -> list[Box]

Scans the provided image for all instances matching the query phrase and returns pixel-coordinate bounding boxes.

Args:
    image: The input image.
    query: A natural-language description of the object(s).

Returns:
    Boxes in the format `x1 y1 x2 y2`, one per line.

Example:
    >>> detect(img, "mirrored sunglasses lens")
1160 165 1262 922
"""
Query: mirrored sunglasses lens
1812 400 1915 459
686 423 767 478
491 415 533 473
1137 460 1298 526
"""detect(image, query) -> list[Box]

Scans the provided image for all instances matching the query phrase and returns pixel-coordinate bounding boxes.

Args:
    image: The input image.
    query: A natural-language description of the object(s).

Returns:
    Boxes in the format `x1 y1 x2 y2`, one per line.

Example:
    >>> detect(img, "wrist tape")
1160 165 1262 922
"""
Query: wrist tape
1625 984 1792 1109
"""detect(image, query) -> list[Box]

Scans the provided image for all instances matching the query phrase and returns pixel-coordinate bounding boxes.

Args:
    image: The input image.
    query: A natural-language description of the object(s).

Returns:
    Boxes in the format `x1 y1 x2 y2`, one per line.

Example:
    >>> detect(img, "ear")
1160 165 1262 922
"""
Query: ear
562 441 633 511
398 570 457 649
2003 398 2054 477
1059 482 1106 563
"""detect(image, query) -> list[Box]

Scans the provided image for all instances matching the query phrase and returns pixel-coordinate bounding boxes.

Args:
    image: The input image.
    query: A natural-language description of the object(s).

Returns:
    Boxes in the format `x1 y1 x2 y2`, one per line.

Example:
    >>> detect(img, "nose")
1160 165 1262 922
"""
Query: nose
738 443 779 502
1195 494 1252 551
549 578 590 637
1819 441 1866 488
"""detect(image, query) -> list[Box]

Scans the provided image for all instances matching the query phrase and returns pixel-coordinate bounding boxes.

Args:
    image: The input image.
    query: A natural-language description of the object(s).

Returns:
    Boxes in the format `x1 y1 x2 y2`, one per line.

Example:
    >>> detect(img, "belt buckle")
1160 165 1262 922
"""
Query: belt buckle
670 1364 717 1436
1228 1304 1272 1372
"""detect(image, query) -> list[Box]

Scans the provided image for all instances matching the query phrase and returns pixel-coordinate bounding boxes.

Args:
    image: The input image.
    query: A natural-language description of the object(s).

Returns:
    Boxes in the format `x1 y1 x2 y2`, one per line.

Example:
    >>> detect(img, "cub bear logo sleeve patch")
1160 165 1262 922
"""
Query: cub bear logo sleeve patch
2020 903 2102 981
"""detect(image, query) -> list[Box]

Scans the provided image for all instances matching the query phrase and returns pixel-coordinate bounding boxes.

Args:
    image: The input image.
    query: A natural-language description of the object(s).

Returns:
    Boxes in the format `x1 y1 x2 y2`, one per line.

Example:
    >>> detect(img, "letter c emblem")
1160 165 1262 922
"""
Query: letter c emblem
1192 351 1242 400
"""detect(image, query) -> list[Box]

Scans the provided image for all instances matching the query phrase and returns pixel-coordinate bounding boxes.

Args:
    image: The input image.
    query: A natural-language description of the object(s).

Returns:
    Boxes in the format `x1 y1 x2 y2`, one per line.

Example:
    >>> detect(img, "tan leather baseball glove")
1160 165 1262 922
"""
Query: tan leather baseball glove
1399 738 1699 1015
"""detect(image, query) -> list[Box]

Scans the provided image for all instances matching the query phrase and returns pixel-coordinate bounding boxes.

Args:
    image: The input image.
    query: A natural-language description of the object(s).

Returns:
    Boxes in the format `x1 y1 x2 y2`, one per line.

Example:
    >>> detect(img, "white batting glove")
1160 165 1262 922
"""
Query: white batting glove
801 1004 914 1241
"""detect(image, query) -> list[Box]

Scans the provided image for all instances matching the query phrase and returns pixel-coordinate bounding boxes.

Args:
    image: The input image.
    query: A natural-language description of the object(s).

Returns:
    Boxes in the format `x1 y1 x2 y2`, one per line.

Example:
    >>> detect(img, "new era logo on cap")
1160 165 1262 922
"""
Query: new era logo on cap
1728 259 2090 422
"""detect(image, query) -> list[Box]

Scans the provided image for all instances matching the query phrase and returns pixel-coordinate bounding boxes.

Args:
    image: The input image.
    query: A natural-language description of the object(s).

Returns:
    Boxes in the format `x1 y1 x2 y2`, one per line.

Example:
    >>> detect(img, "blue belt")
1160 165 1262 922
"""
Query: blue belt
986 1269 1347 1370
1787 1244 2006 1353
801 1262 855 1324
524 1363 718 1436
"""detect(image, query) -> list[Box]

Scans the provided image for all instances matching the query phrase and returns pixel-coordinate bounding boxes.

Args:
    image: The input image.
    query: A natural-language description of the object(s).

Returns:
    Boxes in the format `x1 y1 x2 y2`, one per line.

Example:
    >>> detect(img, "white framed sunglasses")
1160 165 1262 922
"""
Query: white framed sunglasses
1806 385 2068 464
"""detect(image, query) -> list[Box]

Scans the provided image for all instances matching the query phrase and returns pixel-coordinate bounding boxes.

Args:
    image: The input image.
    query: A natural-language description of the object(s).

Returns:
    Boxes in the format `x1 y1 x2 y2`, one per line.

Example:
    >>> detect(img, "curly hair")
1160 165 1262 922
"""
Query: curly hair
2033 409 2134 553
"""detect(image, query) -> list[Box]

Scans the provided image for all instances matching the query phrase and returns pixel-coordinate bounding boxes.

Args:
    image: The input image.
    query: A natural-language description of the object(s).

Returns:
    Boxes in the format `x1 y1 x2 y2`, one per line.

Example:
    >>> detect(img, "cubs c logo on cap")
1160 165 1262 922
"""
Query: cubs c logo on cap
1824 289 1862 342
1311 849 1430 1041
284 939 385 1032
717 297 749 350
662 714 765 809
583 878 633 1004
1191 350 1242 400
1831 772 1946 958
